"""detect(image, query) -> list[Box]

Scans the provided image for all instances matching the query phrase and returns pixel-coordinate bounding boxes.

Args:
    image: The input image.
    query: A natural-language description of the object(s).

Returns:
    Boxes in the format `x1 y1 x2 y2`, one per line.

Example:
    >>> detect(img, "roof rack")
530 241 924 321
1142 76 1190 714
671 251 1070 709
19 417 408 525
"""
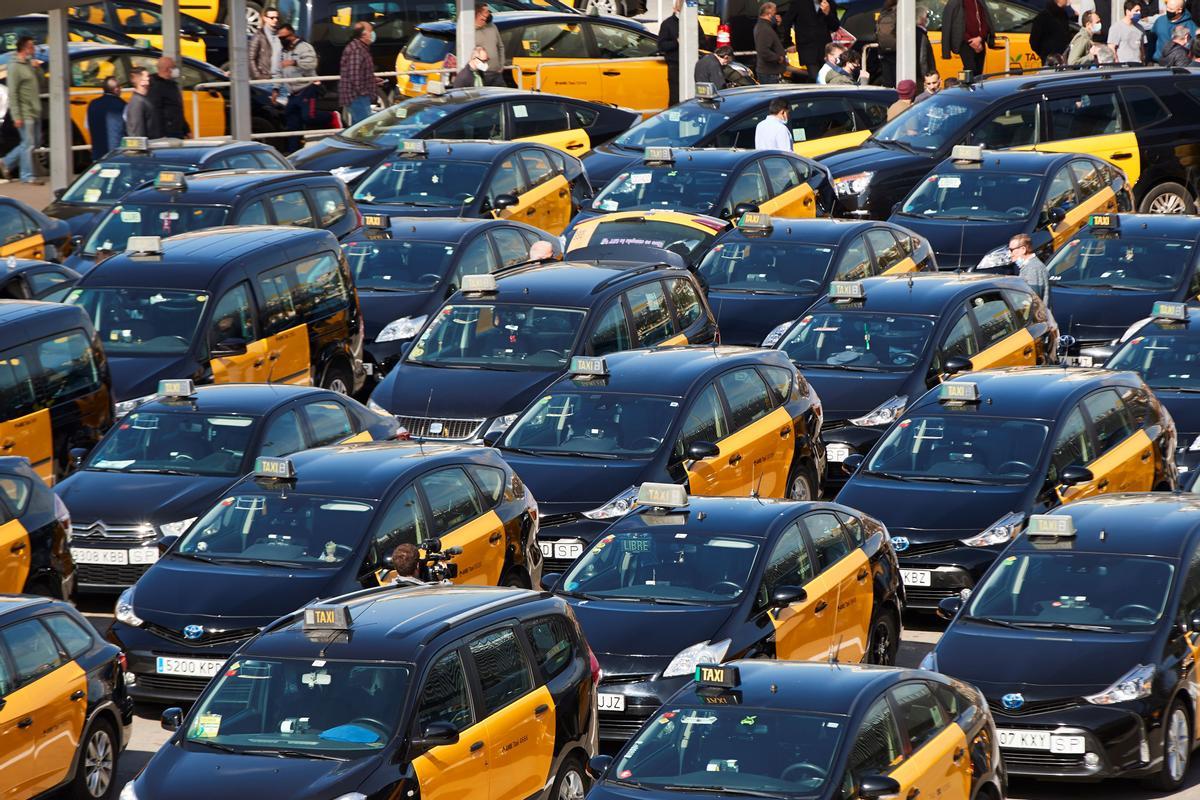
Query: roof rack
258 582 420 635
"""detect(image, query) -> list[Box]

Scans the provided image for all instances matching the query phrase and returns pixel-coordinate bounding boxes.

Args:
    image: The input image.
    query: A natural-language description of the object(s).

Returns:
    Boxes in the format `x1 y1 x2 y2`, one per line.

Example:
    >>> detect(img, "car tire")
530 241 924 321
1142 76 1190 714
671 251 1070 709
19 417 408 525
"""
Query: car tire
867 606 900 666
69 718 119 800
321 360 353 395
1146 699 1191 792
1139 182 1196 215
785 460 815 501
25 575 62 600
245 2 264 37
501 567 530 589
549 754 587 800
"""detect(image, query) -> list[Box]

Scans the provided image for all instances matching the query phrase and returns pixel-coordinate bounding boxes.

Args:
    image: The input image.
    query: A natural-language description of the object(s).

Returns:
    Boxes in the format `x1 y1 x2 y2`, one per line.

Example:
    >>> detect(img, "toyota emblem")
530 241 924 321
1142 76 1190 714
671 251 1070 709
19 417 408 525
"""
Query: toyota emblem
1001 693 1024 711
182 624 205 640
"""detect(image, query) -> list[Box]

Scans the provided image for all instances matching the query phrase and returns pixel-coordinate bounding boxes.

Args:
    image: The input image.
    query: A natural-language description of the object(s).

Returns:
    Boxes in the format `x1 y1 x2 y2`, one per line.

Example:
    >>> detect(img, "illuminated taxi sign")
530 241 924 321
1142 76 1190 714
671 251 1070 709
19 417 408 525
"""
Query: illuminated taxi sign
950 144 982 163
303 603 352 631
737 212 772 232
695 663 739 688
398 139 427 156
569 356 608 377
1089 213 1119 230
695 82 718 100
157 379 194 399
362 213 390 229
120 136 148 151
829 280 865 300
427 79 446 96
939 381 979 403
644 146 674 164
126 236 162 254
461 273 497 293
1026 514 1075 538
155 170 186 190
637 482 688 509
254 456 296 480
1153 301 1188 321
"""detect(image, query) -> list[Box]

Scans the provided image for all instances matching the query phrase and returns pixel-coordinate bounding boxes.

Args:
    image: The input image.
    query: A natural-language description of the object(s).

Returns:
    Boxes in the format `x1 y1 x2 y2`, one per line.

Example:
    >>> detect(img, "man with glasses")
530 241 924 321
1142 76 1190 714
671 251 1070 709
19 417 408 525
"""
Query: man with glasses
1009 234 1048 300
250 6 282 99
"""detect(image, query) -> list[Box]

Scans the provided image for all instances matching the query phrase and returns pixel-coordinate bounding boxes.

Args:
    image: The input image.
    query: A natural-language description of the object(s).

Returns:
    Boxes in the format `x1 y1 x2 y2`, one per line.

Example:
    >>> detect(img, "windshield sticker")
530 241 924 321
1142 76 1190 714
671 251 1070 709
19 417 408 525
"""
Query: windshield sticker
681 713 718 725
707 760 739 772
598 200 619 211
208 417 254 427
234 496 267 512
937 176 961 189
740 715 757 726
396 107 407 118
193 714 221 738
84 188 102 202
159 211 180 221
120 211 141 223
93 459 135 469
630 172 652 185
301 670 332 687
130 415 158 430
513 104 528 118
792 129 807 142
99 168 121 178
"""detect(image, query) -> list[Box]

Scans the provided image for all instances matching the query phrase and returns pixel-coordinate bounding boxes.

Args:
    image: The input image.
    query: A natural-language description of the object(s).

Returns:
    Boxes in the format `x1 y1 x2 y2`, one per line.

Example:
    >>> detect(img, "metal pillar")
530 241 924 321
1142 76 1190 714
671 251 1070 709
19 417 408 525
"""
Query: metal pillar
160 0 181 66
228 0 252 139
679 0 698 102
47 9 72 189
897 0 916 83
456 0 476 78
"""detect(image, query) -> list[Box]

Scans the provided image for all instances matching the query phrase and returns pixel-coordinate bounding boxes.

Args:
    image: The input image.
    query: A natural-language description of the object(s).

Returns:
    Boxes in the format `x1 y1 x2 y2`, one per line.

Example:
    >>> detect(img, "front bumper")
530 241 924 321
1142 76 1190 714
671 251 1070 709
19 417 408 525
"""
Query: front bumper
989 701 1159 779
536 516 611 575
363 338 409 380
596 662 685 744
896 543 1002 609
821 423 885 492
108 622 249 703
68 530 160 592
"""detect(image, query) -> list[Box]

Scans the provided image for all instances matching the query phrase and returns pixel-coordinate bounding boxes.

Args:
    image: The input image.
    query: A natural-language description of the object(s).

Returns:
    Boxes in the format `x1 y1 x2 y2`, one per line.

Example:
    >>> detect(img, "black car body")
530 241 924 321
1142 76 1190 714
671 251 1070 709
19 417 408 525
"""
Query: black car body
0 259 80 301
0 457 74 598
0 13 141 50
0 196 72 262
66 0 231 66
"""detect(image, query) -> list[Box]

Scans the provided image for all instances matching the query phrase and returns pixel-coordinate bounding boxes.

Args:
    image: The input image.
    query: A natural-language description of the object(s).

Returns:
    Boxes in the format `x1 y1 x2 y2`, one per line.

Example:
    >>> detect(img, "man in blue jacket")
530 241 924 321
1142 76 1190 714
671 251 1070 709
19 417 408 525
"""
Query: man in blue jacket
1153 0 1195 61
86 77 126 160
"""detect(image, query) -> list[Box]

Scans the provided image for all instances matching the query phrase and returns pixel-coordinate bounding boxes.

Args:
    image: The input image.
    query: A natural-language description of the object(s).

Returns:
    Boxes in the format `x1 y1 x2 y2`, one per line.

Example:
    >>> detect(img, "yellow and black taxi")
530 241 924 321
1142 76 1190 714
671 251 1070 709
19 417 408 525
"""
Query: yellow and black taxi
582 147 835 224
546 484 903 744
838 368 1176 610
66 0 229 64
582 84 898 188
291 87 638 186
44 136 292 240
699 214 935 346
347 214 561 379
0 257 80 300
0 594 133 800
65 226 367 410
563 209 729 267
890 146 1130 270
107 442 540 703
588 660 1004 800
0 10 144 52
63 168 360 274
1047 213 1200 358
353 139 588 238
0 196 72 262
0 300 114 485
927 496 1200 791
55 380 398 593
0 456 74 598
124 584 597 800
369 262 716 444
774 274 1058 492
496 347 824 574
822 67 1200 220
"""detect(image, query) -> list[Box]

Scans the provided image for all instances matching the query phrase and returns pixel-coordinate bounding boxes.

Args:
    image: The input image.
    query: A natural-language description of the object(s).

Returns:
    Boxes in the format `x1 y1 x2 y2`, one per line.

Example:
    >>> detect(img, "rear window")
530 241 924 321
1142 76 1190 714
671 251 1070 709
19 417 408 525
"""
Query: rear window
405 31 452 62
525 615 574 680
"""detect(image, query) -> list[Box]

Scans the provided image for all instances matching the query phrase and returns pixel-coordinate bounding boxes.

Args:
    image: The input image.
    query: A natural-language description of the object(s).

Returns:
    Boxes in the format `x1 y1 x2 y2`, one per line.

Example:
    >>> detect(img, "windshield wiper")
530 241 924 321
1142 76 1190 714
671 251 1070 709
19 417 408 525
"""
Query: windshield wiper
1016 621 1119 632
209 556 309 569
379 200 453 208
1055 282 1154 292
873 138 920 155
535 450 622 460
861 469 915 481
359 285 420 293
127 467 200 476
187 739 242 754
497 444 542 457
557 588 602 601
662 786 788 798
614 596 709 606
959 614 1023 629
170 551 219 564
1154 386 1200 393
243 748 348 761
902 474 994 485
801 363 887 373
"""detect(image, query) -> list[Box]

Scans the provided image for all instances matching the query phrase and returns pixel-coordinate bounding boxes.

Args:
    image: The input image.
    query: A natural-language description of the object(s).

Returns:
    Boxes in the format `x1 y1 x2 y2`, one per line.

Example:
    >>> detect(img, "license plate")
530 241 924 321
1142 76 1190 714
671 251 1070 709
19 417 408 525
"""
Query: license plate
540 539 584 560
598 693 625 712
901 569 931 587
72 547 158 565
997 729 1086 754
1064 355 1093 367
410 74 426 86
826 443 851 463
129 547 159 565
155 656 223 678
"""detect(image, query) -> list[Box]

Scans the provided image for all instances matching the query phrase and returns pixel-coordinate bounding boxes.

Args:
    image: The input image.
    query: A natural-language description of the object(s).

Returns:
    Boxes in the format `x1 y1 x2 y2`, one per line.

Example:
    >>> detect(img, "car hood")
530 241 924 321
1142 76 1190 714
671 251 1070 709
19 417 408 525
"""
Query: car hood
376 362 558 420
836 476 1029 541
43 201 107 237
710 290 819 346
106 354 201 402
819 144 928 176
358 291 438 340
581 144 641 188
288 135 387 177
56 471 232 527
1159 393 1200 440
1050 285 1172 343
497 452 650 511
357 202 462 219
566 598 734 658
801 369 913 421
890 216 1026 269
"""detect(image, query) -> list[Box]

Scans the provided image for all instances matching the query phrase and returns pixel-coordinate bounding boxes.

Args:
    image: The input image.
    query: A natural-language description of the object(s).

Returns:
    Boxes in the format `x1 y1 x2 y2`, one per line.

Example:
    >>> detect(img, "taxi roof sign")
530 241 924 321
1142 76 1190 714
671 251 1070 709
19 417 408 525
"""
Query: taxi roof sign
695 82 718 100
398 139 427 155
1026 514 1075 538
126 236 162 254
157 379 194 398
644 146 674 163
737 212 772 231
427 79 446 96
950 144 983 163
637 482 688 509
120 136 148 151
569 356 608 377
303 603 352 631
939 381 979 403
829 280 865 300
1089 213 1119 230
254 456 296 480
695 663 739 688
461 273 498 293
155 170 187 190
362 213 391 229
1152 300 1188 321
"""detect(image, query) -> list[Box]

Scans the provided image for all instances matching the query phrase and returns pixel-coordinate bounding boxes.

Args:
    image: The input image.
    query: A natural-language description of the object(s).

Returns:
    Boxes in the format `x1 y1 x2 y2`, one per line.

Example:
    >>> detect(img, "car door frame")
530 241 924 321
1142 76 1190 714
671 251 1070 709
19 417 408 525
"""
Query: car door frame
886 680 971 800
863 225 918 275
408 642 490 800
754 516 835 662
412 464 506 585
1040 88 1141 187
800 510 872 664
960 289 1037 370
1069 386 1152 497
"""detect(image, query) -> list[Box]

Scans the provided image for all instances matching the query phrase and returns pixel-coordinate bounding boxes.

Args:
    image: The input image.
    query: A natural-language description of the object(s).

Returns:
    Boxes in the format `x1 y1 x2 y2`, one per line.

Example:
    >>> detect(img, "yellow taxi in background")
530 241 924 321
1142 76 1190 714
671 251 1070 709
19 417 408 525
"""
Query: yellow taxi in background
564 209 729 264
67 1 209 61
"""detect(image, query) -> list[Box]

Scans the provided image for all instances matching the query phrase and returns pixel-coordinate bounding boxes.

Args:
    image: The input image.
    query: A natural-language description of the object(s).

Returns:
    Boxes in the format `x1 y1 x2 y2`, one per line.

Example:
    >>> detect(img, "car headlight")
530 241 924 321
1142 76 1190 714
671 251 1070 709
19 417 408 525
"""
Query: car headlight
54 494 71 539
975 246 1012 271
918 651 937 671
115 588 143 627
961 511 1025 547
376 314 428 343
159 517 196 536
761 320 794 348
850 395 908 427
1189 434 1200 452
114 393 156 416
1085 664 1155 705
662 639 732 678
483 414 519 441
331 165 368 183
833 171 874 197
119 783 138 800
367 397 390 416
582 486 640 520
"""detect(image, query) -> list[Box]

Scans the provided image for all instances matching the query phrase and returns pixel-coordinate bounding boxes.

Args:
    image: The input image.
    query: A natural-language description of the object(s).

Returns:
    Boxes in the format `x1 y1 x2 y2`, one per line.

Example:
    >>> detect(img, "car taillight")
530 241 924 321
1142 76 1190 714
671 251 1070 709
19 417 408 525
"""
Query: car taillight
588 646 601 684
117 652 128 673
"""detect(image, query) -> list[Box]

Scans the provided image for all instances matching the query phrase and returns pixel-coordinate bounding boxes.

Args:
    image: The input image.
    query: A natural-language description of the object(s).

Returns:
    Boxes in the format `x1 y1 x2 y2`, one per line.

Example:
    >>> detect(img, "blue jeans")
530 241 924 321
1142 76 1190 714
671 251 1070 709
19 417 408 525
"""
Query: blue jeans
2 118 39 182
344 96 371 125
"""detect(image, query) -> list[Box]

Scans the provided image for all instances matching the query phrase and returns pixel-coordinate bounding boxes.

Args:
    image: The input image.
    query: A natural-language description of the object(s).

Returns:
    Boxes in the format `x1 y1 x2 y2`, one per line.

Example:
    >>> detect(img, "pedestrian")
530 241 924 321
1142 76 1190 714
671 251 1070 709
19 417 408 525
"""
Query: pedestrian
124 67 151 138
914 70 941 102
147 56 187 138
249 5 280 85
1030 0 1074 63
1009 234 1047 300
278 23 318 151
695 45 733 88
1154 0 1195 61
452 46 504 87
942 0 996 76
781 0 839 80
528 240 556 261
1068 11 1103 62
916 6 937 78
339 21 379 126
1108 0 1146 63
754 97 792 151
876 0 898 87
1159 22 1194 63
826 47 868 84
887 79 916 119
815 42 844 83
657 0 704 104
86 76 126 160
754 2 789 84
473 5 506 85
0 36 42 184
726 0 759 57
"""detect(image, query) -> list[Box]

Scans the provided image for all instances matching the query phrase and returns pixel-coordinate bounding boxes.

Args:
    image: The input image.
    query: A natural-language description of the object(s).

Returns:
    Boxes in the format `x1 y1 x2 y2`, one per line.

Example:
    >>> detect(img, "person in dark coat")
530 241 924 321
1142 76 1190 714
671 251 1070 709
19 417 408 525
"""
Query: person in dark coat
1030 0 1074 63
657 0 705 105
695 46 733 88
1159 23 1195 64
781 0 840 79
942 0 996 76
87 76 126 159
146 56 187 139
916 5 937 78
754 2 790 83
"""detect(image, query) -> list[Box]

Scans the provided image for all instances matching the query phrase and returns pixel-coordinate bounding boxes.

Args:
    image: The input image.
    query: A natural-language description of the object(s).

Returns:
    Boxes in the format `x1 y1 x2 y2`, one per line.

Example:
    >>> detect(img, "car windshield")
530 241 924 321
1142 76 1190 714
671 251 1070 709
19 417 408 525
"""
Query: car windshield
185 657 410 757
67 287 207 355
573 219 719 261
779 312 936 371
60 160 169 205
897 172 1041 221
1048 237 1195 291
612 704 844 797
592 167 728 214
339 99 453 144
402 31 453 62
562 531 759 603
178 493 376 566
503 392 678 457
871 93 978 151
865 414 1049 483
614 104 731 149
696 241 835 293
407 303 586 370
966 551 1174 630
1108 333 1200 391
88 412 256 477
342 238 457 291
83 203 230 256
353 158 489 207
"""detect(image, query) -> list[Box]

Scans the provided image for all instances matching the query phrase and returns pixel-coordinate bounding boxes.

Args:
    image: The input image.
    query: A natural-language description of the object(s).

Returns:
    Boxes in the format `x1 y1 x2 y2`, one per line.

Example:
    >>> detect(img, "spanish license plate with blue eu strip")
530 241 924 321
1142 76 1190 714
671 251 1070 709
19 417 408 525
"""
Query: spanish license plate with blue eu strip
997 729 1085 753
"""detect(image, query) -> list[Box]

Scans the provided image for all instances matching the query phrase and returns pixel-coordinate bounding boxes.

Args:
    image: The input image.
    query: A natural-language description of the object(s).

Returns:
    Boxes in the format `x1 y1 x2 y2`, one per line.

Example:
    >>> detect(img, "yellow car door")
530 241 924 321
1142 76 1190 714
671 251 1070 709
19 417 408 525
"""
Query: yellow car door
926 32 1041 80
714 368 793 497
411 651 491 800
0 350 54 484
964 293 1037 370
509 99 591 156
794 130 872 159
787 96 874 160
1035 91 1141 185
758 156 818 220
888 683 971 800
206 283 267 383
516 148 572 236
255 267 312 385
1063 389 1155 500
865 228 920 275
509 21 597 97
125 54 226 138
766 522 838 662
590 22 670 113
0 214 45 259
419 468 505 586
679 384 739 495
0 517 31 594
803 512 873 664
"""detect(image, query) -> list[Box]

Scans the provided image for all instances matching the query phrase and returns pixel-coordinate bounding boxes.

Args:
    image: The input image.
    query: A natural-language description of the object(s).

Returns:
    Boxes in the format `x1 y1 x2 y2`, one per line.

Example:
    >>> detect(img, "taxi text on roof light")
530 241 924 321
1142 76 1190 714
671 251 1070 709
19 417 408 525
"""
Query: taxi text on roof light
461 273 497 293
950 144 983 163
1026 514 1076 538
829 280 865 300
254 456 296 480
695 82 718 100
120 136 148 151
1153 300 1188 321
157 379 194 399
303 603 352 631
126 236 162 254
695 663 739 688
398 139 427 155
155 170 187 190
939 381 980 403
737 212 772 231
637 482 688 509
644 146 674 163
569 356 608 377
1089 213 1119 230
362 213 390 229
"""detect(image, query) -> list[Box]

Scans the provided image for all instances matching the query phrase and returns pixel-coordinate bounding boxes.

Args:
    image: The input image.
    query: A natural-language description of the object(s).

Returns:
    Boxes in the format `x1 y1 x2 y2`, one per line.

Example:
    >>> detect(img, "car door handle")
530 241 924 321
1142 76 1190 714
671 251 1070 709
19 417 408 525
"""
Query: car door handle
17 717 32 729
268 352 280 361
559 189 568 197
729 454 743 465
1097 478 1109 490
535 703 549 715
470 740 485 752
70 690 85 701
779 427 791 439
526 208 537 216
1023 346 1034 356
813 600 828 613
489 532 503 544
70 99 87 106
857 567 869 581
953 746 965 762
1141 450 1152 461
0 438 13 450
566 143 585 150
906 790 920 800
603 70 621 76
10 541 25 553
1111 152 1133 160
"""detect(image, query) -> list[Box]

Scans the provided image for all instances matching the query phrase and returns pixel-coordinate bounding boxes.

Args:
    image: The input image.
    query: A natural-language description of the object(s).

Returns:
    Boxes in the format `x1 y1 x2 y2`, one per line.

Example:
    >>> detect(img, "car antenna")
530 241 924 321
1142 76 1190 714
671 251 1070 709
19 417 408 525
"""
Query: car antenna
419 388 433 456
712 297 723 353
828 635 844 668
751 462 764 502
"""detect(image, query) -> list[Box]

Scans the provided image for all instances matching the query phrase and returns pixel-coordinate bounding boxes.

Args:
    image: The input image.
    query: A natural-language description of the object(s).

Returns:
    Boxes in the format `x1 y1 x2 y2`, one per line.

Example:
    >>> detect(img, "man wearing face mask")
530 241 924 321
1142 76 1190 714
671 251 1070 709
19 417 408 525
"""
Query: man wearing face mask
452 46 505 87
339 21 380 125
474 5 506 84
147 56 187 139
1153 0 1195 61
1108 0 1145 62
1067 10 1103 62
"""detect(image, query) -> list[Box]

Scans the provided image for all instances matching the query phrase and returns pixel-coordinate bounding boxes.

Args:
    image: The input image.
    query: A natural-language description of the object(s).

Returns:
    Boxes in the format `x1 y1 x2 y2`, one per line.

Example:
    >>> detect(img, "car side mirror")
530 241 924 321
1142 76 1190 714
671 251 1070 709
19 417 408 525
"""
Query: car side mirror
53 187 65 200
687 440 720 461
770 585 807 608
410 721 459 752
161 707 183 732
211 337 248 356
493 193 520 210
541 572 562 592
937 595 963 621
588 754 614 779
943 356 973 376
858 774 901 799
841 453 865 475
1047 206 1066 225
68 446 90 470
482 430 502 447
733 202 760 217
1059 465 1094 486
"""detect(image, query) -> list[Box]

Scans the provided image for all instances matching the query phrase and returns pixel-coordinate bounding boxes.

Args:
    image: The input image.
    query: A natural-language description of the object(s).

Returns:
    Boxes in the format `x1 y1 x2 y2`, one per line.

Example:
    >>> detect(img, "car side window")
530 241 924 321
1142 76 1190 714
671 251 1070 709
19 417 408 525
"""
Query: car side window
374 484 429 555
1 618 64 689
803 513 853 571
487 158 525 205
865 228 905 273
257 265 301 335
1176 546 1200 626
511 103 570 139
453 236 499 287
1044 167 1078 214
0 475 30 516
939 308 979 363
624 281 678 345
313 186 348 227
466 464 506 506
235 200 270 226
1001 288 1035 325
726 164 770 212
842 697 904 793
518 148 558 189
718 368 773 432
763 157 801 195
510 22 591 58
932 682 969 720
1069 160 1105 200
1121 85 1171 129
676 383 730 458
0 211 31 245
590 299 633 356
850 98 889 129
43 614 93 659
666 277 703 329
1119 386 1153 430
293 252 351 318
1050 406 1096 482
967 292 1018 349
1082 389 1134 455
417 650 474 733
221 153 262 170
969 102 1041 148
838 512 866 545
788 97 856 143
758 521 816 609
1047 91 1124 140
208 283 256 349
525 615 574 680
592 23 658 57
834 236 872 280
434 104 504 140
760 365 793 405
418 467 484 535
32 329 101 403
468 627 534 714
891 681 947 751
490 228 531 269
270 191 315 227
259 409 307 457
0 347 36 419
713 111 767 149
300 400 355 447
27 270 71 298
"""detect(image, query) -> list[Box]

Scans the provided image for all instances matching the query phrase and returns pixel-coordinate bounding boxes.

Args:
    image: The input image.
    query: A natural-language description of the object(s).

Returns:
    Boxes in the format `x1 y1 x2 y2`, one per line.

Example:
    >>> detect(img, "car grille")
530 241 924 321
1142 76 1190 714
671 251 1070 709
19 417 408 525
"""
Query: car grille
1001 750 1087 772
134 673 213 696
144 623 260 648
989 698 1082 717
544 555 579 574
539 513 581 528
899 540 961 558
71 522 154 541
397 415 485 441
77 562 152 587
904 586 963 606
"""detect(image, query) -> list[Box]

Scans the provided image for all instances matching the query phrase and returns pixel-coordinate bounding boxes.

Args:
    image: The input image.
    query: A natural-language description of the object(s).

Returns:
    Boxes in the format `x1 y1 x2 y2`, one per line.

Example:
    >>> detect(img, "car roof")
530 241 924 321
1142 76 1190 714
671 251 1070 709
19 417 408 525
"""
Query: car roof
377 139 525 162
132 383 333 416
1075 213 1200 240
117 169 322 203
582 209 729 232
810 273 1033 316
634 147 769 169
0 299 90 327
608 495 852 540
704 83 897 110
456 261 691 307
0 594 56 619
108 139 275 166
550 345 791 397
964 64 1194 97
420 11 641 33
934 148 1073 175
1016 493 1200 559
909 366 1143 419
714 217 880 247
359 216 511 242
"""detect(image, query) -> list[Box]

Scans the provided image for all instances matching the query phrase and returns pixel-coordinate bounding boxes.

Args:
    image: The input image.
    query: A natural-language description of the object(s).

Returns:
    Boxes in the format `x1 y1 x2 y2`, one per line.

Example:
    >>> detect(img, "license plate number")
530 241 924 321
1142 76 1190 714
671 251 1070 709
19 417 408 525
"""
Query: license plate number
901 569 931 586
598 693 625 712
826 443 850 463
155 656 223 678
410 74 426 85
1064 356 1093 367
539 539 584 560
71 547 158 565
997 729 1086 754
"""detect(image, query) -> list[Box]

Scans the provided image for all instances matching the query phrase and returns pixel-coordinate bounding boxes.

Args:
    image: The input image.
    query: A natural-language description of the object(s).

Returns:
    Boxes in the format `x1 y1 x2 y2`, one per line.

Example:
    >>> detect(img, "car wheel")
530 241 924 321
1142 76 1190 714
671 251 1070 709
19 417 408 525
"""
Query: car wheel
867 607 899 666
321 361 353 395
786 461 815 501
69 718 119 800
586 0 620 13
1146 699 1191 791
549 755 587 800
1139 182 1196 215
501 568 530 589
245 2 264 37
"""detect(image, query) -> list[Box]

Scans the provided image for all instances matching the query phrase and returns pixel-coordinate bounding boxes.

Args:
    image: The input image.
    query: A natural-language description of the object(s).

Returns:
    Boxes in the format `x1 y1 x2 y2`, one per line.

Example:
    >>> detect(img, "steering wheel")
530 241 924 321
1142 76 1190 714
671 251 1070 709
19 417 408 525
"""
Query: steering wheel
781 762 828 784
997 460 1033 475
630 436 663 451
792 279 822 289
172 453 196 462
345 717 389 735
532 349 564 360
705 580 743 597
891 351 918 367
1006 206 1028 216
1114 603 1157 621
417 273 443 284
